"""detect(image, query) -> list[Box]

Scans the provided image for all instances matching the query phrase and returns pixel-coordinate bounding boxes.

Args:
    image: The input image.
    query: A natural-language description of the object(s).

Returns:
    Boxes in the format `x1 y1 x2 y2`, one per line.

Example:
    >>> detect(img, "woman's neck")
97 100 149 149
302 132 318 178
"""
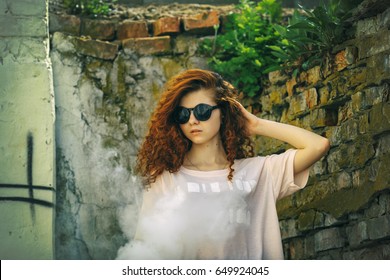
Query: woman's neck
184 140 228 171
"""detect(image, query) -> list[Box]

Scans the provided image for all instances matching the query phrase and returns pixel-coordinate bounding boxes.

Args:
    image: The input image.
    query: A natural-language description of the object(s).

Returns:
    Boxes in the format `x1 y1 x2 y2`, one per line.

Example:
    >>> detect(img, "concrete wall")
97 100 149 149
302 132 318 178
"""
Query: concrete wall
0 0 55 259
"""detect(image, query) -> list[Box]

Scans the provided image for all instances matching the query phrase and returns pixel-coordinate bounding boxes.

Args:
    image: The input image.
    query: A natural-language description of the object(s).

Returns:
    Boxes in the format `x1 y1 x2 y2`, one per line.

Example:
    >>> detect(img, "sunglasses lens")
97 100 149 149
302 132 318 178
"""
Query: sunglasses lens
194 104 212 121
175 107 190 124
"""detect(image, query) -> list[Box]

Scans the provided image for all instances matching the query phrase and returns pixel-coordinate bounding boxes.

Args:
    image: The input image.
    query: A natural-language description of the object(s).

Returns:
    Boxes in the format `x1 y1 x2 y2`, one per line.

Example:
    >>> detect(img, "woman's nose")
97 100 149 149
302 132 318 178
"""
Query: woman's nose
188 111 199 124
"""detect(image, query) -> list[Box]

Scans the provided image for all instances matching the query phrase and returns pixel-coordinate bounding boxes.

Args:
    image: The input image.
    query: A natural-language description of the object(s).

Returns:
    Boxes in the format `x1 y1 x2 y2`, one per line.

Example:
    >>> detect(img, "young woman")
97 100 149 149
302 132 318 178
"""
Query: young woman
118 69 330 260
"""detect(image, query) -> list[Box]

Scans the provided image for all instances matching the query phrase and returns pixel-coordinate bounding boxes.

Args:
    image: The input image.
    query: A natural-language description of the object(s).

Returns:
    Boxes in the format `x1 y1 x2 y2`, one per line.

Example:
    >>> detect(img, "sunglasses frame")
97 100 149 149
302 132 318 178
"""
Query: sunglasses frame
174 103 219 124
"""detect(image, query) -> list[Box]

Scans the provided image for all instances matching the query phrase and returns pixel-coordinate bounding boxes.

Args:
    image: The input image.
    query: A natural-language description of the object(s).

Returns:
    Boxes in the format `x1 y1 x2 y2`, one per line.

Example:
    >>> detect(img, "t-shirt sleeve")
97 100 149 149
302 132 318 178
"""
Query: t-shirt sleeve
264 149 309 200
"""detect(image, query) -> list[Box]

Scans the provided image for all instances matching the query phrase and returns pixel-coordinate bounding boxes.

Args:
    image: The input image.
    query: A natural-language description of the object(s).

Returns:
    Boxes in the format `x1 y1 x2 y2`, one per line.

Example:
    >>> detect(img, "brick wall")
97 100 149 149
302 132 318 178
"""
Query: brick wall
261 2 390 259
50 7 224 59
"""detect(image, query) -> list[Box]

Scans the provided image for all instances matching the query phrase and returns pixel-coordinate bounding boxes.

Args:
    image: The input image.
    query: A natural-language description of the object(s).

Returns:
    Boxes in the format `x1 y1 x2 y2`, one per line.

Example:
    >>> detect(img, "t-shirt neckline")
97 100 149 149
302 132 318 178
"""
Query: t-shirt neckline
179 165 229 177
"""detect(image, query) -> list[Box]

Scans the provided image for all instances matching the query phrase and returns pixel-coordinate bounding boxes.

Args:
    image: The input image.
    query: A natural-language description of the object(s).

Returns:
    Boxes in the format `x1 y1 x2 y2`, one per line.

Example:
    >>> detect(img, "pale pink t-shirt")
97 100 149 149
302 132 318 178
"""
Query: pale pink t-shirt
127 149 309 260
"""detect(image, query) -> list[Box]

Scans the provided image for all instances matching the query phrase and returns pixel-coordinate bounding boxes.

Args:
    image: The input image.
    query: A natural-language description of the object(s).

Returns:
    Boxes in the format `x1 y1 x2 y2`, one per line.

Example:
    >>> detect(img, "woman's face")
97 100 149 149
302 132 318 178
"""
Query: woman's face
178 88 222 146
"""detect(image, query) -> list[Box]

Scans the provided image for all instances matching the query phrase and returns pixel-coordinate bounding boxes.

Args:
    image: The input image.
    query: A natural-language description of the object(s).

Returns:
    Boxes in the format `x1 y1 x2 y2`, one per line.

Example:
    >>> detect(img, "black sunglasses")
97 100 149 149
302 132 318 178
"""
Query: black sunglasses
174 103 219 124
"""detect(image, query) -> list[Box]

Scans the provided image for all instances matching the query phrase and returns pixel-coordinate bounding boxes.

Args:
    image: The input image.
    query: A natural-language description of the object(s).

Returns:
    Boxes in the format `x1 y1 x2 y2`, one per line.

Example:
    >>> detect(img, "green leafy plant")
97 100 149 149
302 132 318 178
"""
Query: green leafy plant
64 0 117 17
269 0 362 74
200 0 284 105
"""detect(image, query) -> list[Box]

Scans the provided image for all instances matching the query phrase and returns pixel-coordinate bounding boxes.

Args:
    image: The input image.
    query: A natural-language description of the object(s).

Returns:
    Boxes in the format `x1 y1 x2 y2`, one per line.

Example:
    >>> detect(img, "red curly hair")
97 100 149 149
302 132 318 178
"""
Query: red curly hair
136 69 254 186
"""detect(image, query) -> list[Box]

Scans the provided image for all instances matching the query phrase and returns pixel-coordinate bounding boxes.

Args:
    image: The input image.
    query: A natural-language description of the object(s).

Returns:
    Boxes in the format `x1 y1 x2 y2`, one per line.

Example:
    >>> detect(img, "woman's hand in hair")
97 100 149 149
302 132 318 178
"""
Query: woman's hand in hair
233 100 261 136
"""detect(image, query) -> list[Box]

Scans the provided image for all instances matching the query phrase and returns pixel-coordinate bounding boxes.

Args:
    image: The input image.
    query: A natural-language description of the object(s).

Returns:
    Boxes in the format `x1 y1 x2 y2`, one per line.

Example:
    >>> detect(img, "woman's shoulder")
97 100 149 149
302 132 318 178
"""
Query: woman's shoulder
233 155 265 170
234 149 297 170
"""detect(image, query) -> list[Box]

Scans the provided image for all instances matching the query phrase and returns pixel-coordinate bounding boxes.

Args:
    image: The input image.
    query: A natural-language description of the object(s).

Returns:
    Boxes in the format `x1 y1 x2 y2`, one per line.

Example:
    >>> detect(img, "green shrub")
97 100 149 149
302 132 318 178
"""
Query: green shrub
200 0 284 105
63 0 117 17
201 0 362 104
269 0 363 74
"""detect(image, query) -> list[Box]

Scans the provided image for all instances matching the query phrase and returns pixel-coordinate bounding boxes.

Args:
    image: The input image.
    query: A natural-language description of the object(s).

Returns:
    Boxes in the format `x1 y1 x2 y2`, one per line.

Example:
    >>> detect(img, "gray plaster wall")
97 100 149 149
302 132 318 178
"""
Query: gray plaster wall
0 0 56 259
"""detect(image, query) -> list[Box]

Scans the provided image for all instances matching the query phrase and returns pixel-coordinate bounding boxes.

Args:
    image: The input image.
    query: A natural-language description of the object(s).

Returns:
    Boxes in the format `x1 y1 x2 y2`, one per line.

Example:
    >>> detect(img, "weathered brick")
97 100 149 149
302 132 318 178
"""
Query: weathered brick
367 215 390 240
118 20 149 40
338 118 359 142
280 219 299 239
365 198 385 219
327 139 375 173
367 52 390 82
365 85 387 108
49 13 80 35
342 244 390 260
289 92 307 116
318 85 330 105
368 102 390 135
153 17 180 36
338 101 353 123
295 179 333 208
324 213 340 227
174 35 201 55
377 133 390 158
81 18 115 41
268 86 286 105
346 221 368 248
346 67 368 90
304 235 316 258
314 227 346 252
357 113 369 135
300 66 321 85
310 108 327 128
183 11 220 35
123 36 171 56
311 157 327 176
352 158 381 189
356 16 378 37
358 28 390 59
286 77 297 96
297 113 311 129
335 171 352 191
351 91 365 113
327 145 351 173
379 192 390 214
356 7 390 37
305 87 318 109
335 47 358 71
325 125 341 147
289 238 305 259
74 37 118 60
298 210 325 232
268 70 288 85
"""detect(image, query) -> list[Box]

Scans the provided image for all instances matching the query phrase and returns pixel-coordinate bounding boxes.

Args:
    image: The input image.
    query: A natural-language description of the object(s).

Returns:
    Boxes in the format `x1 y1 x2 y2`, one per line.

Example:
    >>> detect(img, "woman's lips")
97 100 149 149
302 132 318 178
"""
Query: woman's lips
190 129 202 134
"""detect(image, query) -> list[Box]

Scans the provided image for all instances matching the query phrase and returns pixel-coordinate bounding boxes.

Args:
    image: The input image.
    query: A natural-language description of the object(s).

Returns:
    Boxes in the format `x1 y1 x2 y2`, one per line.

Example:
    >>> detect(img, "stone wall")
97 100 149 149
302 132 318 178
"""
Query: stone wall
0 0 56 259
50 0 390 259
265 2 390 259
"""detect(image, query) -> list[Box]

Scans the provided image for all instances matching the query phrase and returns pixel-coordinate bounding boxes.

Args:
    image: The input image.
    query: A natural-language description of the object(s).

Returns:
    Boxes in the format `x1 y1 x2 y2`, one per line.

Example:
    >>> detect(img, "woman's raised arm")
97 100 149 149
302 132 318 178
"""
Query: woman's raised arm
236 102 330 174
